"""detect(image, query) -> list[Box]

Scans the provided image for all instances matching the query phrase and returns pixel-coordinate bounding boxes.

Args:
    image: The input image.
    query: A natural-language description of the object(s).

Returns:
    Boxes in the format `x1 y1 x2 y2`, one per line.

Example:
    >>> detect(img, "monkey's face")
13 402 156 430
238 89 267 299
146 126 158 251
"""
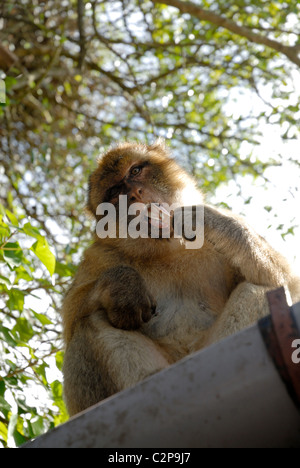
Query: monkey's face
87 140 202 250
89 141 181 208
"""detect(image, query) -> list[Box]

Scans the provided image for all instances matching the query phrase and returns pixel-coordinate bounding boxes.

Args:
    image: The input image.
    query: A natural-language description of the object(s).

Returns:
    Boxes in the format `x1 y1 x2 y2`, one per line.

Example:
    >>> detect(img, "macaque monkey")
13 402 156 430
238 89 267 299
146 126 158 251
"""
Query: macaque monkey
62 139 300 416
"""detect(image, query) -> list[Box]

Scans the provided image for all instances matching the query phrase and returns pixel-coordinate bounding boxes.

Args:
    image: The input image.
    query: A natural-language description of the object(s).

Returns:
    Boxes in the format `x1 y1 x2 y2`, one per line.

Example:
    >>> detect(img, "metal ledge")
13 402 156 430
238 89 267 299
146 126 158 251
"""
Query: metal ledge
23 296 300 448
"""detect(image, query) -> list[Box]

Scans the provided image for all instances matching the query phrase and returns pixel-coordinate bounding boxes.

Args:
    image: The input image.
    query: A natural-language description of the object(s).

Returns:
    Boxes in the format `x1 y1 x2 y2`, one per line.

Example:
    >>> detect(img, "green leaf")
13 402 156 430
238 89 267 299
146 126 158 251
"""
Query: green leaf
7 289 24 312
0 275 11 286
64 81 72 96
7 413 18 441
0 203 6 216
50 379 69 423
7 192 14 211
31 309 53 326
0 422 8 445
16 397 35 415
0 325 18 347
15 267 33 282
31 239 56 276
13 430 28 447
55 261 77 277
2 242 23 268
13 318 34 343
5 76 17 92
35 362 49 386
51 379 63 399
28 415 46 437
55 350 64 371
0 396 11 414
0 222 10 239
7 411 28 446
5 209 18 227
0 381 5 398
22 222 44 241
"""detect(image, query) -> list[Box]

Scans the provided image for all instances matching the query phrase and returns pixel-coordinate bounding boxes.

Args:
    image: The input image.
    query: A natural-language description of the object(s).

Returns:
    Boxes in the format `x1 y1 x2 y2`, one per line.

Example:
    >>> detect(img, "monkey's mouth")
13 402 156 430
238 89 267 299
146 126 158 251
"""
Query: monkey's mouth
144 203 171 230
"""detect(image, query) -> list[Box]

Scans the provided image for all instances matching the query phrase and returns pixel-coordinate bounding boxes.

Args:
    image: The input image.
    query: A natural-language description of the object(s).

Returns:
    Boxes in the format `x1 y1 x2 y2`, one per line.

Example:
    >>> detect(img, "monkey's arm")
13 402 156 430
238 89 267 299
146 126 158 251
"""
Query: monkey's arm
176 205 295 290
62 262 156 344
88 265 157 330
203 205 293 287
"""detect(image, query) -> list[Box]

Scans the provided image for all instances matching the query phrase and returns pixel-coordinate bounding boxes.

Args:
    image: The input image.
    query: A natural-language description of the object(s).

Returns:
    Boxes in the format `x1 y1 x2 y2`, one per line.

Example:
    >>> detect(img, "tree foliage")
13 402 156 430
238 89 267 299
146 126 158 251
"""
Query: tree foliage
0 0 299 447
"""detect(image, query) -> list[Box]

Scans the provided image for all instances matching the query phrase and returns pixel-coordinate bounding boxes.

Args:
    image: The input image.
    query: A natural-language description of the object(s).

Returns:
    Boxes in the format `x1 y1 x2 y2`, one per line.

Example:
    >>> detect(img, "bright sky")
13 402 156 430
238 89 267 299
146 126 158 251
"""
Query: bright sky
215 162 300 275
214 75 300 276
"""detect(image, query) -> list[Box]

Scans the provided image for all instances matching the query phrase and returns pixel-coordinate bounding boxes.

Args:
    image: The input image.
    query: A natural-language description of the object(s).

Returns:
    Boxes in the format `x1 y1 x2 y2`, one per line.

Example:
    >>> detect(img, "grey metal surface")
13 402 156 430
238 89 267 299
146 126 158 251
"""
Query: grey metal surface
23 304 300 448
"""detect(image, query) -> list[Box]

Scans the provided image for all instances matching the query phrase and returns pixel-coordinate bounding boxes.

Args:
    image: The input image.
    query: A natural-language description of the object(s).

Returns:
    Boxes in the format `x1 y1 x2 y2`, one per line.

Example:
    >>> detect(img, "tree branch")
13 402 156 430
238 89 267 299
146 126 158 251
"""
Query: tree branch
152 0 300 67
77 0 86 69
0 44 17 71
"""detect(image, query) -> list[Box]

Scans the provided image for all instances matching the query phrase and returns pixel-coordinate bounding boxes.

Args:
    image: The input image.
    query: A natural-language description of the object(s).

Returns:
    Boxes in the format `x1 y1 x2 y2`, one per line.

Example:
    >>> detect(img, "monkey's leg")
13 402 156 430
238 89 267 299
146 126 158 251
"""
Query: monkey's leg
63 312 169 416
203 282 271 347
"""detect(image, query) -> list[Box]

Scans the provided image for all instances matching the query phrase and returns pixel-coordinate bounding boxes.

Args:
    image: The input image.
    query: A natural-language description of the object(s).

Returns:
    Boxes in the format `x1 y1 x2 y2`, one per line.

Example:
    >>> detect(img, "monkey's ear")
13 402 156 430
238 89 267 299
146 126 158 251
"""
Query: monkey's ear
147 137 170 156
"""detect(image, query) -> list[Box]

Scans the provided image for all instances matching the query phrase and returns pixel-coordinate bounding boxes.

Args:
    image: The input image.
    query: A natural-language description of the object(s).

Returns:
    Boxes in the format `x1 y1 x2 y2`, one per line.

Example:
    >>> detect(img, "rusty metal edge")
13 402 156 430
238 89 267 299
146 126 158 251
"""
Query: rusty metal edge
259 287 300 410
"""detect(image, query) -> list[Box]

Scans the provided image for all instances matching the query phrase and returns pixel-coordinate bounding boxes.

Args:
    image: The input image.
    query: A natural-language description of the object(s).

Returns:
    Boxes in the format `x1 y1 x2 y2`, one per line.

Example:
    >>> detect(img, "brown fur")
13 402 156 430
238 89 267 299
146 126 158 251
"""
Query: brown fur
62 139 300 416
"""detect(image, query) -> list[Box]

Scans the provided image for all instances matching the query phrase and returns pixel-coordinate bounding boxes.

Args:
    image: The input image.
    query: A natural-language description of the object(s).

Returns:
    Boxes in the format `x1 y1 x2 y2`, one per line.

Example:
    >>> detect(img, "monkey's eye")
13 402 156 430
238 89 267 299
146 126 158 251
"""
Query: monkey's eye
130 166 142 176
107 185 121 200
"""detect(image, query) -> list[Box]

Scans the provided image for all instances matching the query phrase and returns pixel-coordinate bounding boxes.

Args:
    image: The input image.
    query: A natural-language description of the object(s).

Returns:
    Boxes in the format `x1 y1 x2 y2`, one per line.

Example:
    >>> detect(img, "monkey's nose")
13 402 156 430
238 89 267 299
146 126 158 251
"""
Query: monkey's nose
129 187 143 202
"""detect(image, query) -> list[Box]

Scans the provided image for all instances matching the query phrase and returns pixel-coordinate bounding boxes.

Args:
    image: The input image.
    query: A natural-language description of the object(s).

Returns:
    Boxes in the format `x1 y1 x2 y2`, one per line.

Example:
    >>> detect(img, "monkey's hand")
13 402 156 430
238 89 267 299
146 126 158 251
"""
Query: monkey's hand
95 266 157 330
172 205 204 243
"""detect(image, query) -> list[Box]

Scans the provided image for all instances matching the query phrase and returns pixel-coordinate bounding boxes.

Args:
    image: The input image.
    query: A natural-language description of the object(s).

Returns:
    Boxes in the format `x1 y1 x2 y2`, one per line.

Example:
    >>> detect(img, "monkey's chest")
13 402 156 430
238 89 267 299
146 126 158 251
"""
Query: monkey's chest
138 251 230 358
141 292 216 355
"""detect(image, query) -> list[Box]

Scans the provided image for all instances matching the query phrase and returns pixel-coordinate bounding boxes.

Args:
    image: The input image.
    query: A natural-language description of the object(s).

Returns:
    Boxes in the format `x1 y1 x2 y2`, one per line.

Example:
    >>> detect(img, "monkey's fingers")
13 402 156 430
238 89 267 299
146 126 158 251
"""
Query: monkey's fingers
144 203 171 229
141 297 157 323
